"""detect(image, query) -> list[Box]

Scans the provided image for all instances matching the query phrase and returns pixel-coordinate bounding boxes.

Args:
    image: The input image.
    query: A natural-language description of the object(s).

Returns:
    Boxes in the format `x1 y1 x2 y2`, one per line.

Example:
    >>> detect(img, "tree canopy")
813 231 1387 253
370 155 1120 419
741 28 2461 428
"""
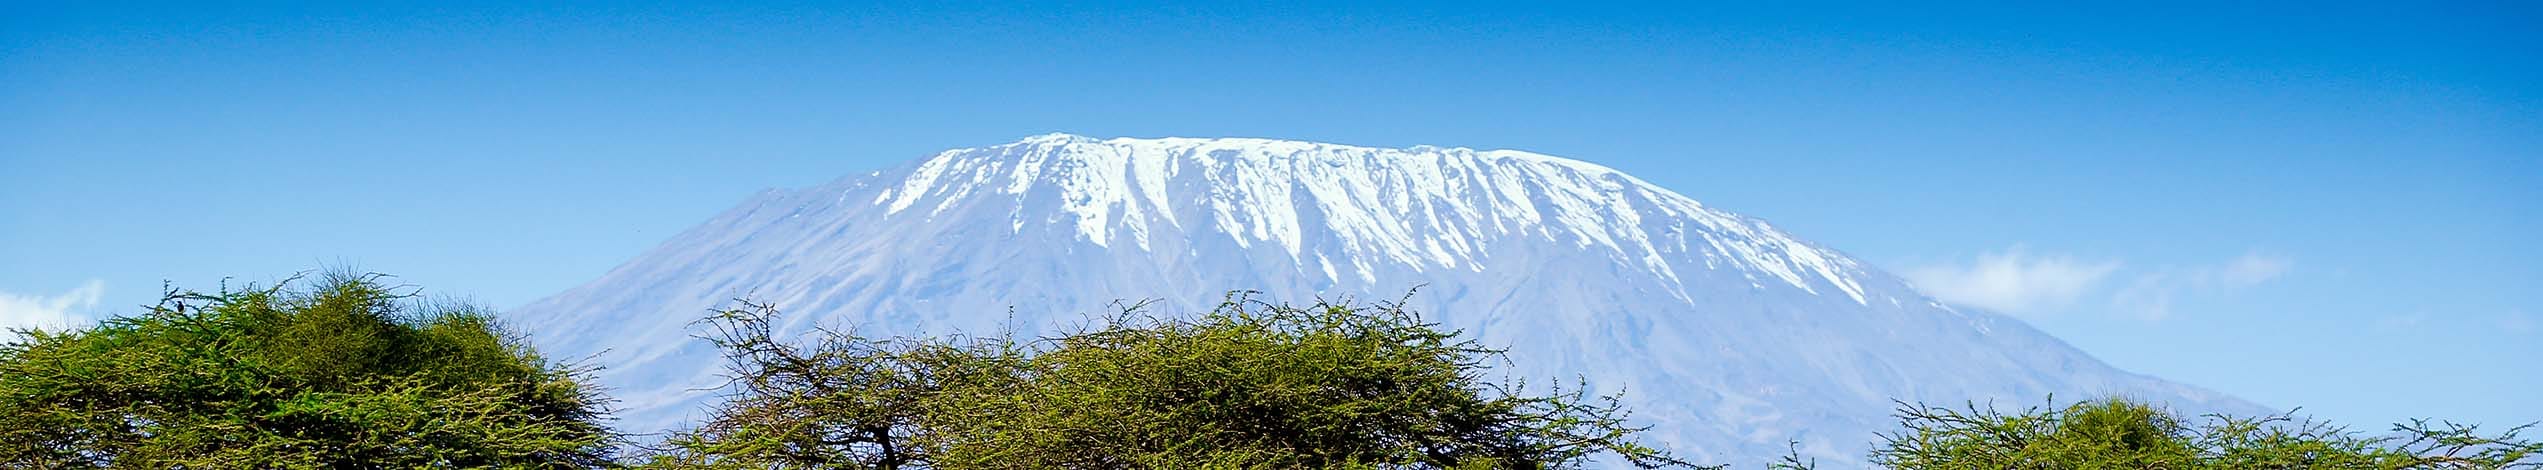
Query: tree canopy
648 293 1696 469
6 272 2533 469
1869 396 2540 469
0 273 619 469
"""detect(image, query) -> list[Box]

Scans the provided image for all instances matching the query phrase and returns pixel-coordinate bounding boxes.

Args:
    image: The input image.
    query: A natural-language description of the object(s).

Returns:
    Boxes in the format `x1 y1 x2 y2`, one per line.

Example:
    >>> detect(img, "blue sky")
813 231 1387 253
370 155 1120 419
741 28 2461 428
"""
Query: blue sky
3 1 2536 430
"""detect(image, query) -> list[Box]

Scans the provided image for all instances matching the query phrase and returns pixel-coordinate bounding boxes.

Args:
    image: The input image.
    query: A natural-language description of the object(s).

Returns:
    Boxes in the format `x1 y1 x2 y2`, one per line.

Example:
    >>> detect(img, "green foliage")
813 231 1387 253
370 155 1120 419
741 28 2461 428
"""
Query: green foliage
646 297 1030 469
649 293 1700 469
8 271 2531 470
1869 396 2541 469
0 273 619 469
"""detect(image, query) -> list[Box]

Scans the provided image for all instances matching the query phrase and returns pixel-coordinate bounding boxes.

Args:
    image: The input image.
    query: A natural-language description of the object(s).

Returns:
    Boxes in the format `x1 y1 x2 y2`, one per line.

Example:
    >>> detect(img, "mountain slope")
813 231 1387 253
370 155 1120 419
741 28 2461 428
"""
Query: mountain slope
514 133 2261 466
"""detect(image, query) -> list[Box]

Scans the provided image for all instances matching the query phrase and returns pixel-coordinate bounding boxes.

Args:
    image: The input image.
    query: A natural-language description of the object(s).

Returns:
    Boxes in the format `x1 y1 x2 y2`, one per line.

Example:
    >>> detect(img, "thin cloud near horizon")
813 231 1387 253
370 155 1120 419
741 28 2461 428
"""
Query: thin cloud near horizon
1905 249 2291 320
0 280 105 332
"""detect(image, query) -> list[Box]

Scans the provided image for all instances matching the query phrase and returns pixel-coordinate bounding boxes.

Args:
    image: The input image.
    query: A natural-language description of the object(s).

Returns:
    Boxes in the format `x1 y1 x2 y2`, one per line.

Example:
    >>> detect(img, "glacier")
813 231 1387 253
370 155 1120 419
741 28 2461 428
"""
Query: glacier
512 133 2264 467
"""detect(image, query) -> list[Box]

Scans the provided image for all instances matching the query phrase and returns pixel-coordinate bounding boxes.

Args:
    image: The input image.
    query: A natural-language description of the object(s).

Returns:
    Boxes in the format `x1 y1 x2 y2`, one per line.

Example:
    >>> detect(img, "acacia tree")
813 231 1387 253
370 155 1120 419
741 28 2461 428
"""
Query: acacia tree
1869 396 2541 469
649 299 1032 469
0 273 619 469
649 293 1699 469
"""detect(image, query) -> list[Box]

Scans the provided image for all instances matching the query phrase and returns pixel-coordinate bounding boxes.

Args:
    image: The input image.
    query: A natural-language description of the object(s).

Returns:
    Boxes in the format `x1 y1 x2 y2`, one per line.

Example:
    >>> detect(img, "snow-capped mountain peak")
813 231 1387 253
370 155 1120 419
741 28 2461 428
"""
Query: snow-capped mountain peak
869 135 1871 304
513 134 2261 467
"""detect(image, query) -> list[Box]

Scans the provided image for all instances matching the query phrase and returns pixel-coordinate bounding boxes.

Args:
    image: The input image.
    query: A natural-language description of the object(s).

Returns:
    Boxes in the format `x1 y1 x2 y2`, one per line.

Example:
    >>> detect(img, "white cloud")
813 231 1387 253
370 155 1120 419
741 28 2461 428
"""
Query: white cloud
0 280 106 331
2217 252 2290 287
1907 248 2295 321
2111 251 2292 320
1904 247 2121 315
2111 272 2182 321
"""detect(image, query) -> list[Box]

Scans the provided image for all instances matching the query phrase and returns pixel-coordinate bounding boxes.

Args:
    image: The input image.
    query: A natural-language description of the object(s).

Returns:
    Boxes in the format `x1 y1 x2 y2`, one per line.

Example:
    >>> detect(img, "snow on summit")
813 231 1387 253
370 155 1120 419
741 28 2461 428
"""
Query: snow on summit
873 134 1869 302
513 134 2264 467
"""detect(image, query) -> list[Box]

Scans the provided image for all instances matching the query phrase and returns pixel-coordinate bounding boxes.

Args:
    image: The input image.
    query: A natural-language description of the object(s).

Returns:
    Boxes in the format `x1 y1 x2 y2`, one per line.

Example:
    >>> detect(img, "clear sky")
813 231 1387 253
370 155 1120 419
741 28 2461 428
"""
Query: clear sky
3 1 2536 430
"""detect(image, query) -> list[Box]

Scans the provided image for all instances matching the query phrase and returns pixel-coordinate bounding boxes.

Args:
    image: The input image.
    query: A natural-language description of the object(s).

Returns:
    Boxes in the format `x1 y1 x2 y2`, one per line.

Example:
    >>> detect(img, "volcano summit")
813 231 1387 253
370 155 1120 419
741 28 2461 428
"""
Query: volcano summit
514 134 2259 466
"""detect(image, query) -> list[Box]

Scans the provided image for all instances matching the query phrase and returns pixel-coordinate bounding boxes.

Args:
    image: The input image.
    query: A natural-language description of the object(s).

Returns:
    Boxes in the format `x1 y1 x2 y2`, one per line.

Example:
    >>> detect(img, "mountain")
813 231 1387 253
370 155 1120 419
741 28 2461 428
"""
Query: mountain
513 133 2263 466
